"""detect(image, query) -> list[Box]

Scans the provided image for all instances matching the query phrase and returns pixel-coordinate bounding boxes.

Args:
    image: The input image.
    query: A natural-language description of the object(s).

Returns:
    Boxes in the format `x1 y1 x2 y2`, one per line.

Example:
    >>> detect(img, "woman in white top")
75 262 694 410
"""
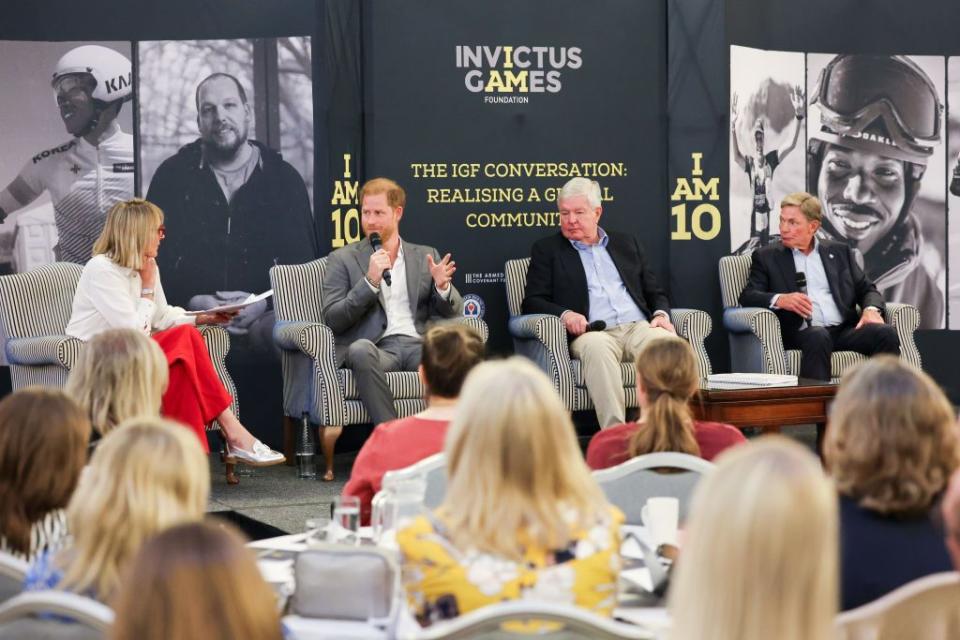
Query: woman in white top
66 198 282 468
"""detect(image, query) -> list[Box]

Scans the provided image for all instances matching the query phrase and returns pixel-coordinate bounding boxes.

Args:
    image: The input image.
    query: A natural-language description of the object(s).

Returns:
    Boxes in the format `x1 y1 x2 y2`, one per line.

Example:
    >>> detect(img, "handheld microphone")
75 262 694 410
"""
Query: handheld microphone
795 271 812 321
795 271 807 294
585 320 607 332
368 232 392 286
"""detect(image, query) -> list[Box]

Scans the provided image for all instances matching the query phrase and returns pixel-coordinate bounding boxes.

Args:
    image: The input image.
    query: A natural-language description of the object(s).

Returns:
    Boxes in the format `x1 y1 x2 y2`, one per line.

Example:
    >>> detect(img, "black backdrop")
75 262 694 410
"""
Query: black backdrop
4 0 960 415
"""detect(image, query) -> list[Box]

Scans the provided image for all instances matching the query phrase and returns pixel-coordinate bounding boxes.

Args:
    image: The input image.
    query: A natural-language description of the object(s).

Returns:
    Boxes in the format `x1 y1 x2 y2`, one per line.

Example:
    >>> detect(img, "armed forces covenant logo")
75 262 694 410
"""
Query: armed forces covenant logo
455 45 583 104
462 294 486 319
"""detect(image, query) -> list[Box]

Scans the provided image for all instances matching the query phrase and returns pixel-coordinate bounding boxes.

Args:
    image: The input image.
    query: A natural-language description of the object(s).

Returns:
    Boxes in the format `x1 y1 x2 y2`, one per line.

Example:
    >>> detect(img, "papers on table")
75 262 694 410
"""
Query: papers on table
185 289 273 315
705 373 798 389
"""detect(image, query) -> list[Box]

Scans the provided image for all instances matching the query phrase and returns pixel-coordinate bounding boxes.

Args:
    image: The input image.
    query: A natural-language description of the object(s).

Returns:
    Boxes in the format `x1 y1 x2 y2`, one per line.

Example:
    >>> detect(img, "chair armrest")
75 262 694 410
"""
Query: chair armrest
671 308 712 378
884 303 922 369
508 314 578 409
454 317 489 343
273 320 320 352
4 335 84 369
294 322 347 427
196 325 238 421
723 307 790 375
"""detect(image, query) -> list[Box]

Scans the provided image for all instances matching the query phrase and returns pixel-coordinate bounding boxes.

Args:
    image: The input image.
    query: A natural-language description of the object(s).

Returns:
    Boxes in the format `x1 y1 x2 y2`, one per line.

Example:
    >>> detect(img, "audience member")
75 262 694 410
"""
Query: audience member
397 357 622 626
343 323 485 524
669 437 838 640
586 336 745 469
0 388 90 562
65 198 282 466
942 468 960 571
23 417 209 603
824 356 960 610
110 521 281 640
65 328 167 437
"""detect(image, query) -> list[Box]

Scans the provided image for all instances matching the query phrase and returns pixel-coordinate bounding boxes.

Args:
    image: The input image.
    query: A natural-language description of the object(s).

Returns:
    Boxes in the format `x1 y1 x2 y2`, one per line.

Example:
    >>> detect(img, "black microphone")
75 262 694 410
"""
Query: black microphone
795 271 812 321
368 232 392 286
585 320 607 332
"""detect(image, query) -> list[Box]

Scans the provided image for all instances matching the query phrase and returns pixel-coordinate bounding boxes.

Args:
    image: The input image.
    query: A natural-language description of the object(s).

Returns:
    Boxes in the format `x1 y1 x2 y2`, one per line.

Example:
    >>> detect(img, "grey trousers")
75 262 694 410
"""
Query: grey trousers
343 334 423 426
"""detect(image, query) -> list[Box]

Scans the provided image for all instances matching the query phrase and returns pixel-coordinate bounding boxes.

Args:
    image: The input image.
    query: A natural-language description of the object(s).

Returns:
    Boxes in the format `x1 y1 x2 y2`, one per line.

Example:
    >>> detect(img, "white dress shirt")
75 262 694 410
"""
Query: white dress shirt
366 241 451 340
66 254 195 341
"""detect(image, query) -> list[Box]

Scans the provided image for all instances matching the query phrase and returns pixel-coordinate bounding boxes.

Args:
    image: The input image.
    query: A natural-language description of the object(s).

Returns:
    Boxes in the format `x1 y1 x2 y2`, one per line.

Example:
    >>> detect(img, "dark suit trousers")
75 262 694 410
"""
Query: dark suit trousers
343 334 423 426
784 323 900 381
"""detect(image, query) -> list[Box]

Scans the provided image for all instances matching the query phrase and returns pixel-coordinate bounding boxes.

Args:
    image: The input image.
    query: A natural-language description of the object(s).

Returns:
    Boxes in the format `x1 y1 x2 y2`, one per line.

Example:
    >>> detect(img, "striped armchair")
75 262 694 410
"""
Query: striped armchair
718 254 922 382
504 257 713 413
270 257 489 481
0 262 239 460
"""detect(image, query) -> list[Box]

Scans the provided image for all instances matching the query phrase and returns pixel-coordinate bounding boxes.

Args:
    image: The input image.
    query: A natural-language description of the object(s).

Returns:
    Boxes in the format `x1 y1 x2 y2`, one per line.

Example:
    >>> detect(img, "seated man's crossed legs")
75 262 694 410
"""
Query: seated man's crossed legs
570 321 672 428
786 323 900 381
345 334 423 426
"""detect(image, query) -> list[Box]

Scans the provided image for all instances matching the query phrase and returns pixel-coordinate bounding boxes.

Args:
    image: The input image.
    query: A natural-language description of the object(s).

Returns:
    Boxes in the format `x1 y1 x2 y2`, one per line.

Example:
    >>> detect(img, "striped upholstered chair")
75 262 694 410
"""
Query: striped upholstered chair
270 257 488 481
0 262 240 479
504 257 713 414
718 254 922 382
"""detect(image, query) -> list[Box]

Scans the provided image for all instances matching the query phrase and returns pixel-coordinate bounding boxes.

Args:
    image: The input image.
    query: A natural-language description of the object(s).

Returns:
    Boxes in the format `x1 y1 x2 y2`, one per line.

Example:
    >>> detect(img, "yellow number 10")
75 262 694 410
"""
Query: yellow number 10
671 203 721 241
331 207 361 248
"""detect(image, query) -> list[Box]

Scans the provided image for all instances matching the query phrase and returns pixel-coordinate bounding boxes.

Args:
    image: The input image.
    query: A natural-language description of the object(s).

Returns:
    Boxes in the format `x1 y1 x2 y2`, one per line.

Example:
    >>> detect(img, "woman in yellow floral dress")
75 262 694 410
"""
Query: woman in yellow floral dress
397 357 624 626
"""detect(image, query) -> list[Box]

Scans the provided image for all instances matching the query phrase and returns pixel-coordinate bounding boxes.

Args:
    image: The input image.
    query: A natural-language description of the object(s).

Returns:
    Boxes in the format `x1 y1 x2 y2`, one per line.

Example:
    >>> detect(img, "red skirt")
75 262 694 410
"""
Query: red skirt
152 325 232 453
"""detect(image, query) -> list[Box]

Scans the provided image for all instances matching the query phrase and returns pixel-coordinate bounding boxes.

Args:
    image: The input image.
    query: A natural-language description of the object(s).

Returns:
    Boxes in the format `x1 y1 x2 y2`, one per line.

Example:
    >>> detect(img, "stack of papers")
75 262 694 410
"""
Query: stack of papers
705 373 798 389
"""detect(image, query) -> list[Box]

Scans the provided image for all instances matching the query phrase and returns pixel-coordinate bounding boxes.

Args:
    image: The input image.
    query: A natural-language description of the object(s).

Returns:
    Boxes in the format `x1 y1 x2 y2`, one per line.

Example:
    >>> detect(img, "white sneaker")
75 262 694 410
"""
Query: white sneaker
226 439 285 466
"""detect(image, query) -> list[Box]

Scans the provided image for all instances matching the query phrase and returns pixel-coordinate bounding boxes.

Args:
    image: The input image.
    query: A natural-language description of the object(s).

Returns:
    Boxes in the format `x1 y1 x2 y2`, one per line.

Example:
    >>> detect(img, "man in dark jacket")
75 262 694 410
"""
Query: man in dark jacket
740 192 899 381
146 72 317 354
522 177 675 428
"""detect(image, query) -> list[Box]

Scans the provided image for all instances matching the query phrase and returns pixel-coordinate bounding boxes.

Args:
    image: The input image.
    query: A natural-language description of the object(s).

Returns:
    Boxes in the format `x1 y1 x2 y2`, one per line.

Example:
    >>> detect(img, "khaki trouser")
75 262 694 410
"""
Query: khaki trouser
570 321 673 428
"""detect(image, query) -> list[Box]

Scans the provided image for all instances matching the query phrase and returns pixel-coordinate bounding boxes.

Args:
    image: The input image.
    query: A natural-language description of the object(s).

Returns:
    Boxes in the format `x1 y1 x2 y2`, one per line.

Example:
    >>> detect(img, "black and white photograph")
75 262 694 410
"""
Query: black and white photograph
729 45 806 255
947 57 960 329
807 53 946 329
0 40 135 275
137 37 318 355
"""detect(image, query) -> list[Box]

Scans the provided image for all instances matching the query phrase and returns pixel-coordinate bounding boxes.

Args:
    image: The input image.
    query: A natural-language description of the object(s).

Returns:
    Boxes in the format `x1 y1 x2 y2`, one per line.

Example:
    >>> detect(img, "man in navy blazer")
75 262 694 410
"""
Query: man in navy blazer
740 192 900 381
523 177 675 428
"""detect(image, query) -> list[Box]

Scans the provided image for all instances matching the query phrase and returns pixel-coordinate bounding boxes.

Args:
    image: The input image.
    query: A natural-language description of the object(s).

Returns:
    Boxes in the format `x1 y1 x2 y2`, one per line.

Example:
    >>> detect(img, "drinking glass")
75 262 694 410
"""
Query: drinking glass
331 495 361 545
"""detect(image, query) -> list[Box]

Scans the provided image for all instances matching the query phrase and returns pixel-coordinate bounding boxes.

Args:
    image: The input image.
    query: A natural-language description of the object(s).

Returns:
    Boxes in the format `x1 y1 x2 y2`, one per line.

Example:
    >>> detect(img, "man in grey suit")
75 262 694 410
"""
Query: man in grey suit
322 177 462 426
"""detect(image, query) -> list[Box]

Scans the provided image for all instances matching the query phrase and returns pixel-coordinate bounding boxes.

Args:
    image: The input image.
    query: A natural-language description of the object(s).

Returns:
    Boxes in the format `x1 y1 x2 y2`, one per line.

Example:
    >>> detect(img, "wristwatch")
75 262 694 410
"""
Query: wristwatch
141 287 155 296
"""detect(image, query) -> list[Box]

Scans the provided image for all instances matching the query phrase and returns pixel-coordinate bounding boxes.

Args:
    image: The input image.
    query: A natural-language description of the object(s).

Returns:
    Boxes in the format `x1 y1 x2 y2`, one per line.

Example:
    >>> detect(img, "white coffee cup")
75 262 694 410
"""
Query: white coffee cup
641 497 679 547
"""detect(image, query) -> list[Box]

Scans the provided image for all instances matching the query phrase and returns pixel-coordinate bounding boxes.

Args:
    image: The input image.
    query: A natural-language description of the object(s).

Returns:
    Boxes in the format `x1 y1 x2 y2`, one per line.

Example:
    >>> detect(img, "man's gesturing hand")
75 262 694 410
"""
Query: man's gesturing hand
427 253 456 291
366 249 391 287
775 292 814 318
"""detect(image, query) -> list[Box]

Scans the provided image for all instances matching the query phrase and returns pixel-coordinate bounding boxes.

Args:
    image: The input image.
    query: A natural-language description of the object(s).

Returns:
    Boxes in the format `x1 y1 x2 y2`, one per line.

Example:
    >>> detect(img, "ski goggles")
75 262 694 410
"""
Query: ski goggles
52 73 95 97
812 55 941 155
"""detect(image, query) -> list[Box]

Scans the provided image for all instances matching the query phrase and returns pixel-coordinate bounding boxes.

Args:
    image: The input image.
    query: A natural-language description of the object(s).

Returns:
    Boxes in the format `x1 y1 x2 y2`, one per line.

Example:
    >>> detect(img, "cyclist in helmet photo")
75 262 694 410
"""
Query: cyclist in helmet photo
0 44 134 268
807 53 946 329
731 83 806 254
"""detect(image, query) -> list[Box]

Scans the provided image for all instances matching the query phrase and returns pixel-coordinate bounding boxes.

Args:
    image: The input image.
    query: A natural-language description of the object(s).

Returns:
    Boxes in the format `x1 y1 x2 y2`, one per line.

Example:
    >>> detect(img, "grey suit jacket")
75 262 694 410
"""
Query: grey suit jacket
322 237 463 364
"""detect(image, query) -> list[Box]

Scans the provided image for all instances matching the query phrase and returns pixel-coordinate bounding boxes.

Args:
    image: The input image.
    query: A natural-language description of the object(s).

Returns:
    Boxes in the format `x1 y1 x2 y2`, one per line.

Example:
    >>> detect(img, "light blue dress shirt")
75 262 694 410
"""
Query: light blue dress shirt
569 228 648 328
788 240 844 327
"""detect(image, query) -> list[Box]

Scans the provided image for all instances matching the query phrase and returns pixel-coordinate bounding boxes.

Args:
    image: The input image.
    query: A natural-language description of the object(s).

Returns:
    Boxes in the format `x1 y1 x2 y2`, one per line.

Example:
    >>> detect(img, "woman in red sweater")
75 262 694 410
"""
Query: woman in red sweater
586 336 745 469
343 323 486 524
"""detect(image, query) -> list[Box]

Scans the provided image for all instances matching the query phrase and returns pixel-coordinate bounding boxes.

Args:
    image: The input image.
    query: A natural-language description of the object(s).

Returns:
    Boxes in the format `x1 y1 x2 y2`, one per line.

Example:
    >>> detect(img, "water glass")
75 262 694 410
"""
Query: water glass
331 496 361 545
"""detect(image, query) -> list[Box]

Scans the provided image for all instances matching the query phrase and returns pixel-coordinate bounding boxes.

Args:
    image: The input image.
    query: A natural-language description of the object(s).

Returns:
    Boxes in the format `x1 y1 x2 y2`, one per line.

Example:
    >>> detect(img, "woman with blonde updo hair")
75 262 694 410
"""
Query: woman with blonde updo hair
23 417 209 603
824 355 960 610
111 521 281 640
669 437 838 640
65 198 283 468
65 328 167 437
397 357 622 626
586 336 745 469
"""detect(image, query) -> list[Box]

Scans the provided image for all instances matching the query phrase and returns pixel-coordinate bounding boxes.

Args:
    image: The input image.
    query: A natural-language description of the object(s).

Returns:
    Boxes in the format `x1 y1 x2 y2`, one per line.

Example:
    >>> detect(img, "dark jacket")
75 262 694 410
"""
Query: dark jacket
521 231 670 321
739 239 885 337
839 494 952 610
146 139 318 306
